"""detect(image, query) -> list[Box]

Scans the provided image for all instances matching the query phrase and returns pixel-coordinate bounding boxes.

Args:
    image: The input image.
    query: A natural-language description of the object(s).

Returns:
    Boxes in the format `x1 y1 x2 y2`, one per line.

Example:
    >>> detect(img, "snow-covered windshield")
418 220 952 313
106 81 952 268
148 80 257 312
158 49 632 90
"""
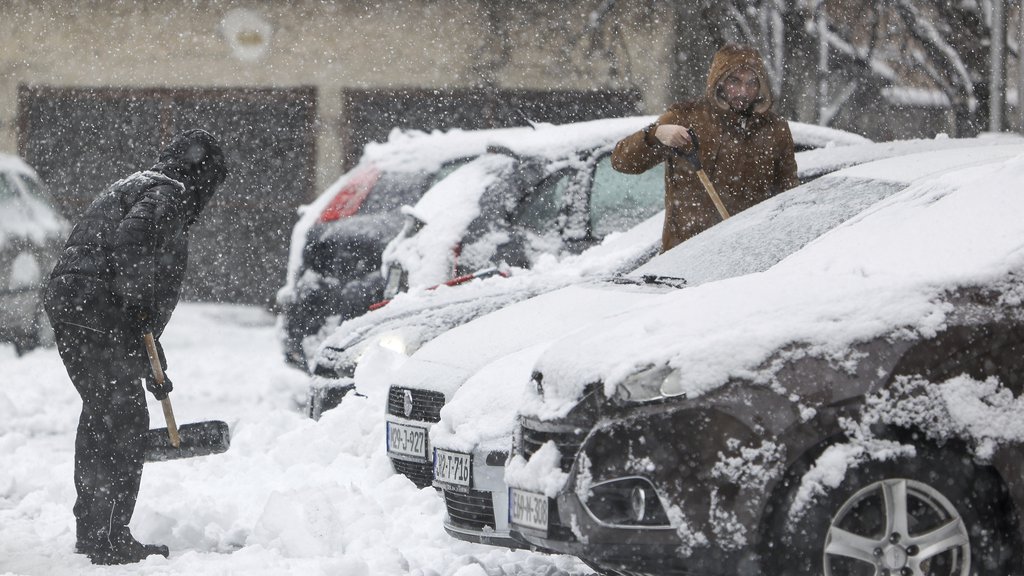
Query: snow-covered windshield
626 175 905 287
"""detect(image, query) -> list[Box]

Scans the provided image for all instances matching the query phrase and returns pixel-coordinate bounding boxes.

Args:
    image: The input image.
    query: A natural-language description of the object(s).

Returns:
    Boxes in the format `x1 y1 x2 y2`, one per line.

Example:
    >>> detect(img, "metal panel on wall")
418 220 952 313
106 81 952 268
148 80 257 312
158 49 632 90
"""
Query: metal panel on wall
17 85 317 306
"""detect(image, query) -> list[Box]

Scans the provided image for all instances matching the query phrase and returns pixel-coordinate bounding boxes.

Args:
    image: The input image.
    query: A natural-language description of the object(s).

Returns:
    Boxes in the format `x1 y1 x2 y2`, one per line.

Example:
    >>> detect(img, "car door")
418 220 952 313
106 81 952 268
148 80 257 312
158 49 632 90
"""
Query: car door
560 150 665 253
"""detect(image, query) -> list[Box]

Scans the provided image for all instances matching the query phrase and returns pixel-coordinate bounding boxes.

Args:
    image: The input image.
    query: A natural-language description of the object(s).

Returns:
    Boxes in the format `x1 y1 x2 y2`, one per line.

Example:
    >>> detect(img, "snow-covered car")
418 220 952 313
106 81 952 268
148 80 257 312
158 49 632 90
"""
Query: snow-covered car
276 124 544 369
379 117 665 300
506 143 1024 575
307 211 663 420
0 154 68 354
424 137 1024 554
306 122 874 414
380 120 870 300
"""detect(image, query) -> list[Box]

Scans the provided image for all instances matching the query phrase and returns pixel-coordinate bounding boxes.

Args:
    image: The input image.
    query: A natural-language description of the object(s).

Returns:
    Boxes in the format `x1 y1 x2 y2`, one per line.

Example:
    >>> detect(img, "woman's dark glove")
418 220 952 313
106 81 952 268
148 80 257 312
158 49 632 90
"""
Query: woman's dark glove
145 373 173 401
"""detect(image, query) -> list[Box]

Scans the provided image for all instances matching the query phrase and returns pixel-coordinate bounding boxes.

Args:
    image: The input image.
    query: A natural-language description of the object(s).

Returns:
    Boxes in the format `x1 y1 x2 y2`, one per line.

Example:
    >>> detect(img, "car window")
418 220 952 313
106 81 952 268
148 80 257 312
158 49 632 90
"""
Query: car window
515 169 570 235
15 173 56 205
0 173 19 202
589 154 663 239
431 158 470 184
628 175 906 287
358 171 433 213
360 158 473 214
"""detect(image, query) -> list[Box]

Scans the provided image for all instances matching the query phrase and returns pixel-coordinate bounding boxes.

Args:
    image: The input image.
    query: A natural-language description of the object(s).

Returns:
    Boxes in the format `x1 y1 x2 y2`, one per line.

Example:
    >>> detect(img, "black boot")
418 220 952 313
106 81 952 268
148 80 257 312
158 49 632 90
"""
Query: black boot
87 531 169 565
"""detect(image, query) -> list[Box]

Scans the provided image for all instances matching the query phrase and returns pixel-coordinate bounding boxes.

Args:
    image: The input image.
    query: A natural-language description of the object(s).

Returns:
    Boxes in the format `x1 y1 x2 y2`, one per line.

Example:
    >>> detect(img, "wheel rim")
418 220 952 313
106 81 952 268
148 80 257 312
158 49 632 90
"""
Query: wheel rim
822 478 970 576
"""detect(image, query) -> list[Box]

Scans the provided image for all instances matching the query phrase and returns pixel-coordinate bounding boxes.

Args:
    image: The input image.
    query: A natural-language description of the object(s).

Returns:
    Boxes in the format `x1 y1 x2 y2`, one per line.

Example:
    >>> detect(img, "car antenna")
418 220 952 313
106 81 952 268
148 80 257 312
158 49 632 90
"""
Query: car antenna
514 108 540 130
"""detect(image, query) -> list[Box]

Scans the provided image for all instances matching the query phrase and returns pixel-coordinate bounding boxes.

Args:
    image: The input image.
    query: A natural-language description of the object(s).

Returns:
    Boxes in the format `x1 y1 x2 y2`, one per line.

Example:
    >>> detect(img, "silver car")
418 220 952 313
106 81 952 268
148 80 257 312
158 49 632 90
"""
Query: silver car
0 154 68 353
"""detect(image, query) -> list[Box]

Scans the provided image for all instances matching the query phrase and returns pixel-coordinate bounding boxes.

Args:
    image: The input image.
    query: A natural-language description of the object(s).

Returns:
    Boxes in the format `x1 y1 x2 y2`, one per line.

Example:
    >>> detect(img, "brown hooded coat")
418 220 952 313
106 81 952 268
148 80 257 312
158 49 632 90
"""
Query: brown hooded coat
612 44 799 252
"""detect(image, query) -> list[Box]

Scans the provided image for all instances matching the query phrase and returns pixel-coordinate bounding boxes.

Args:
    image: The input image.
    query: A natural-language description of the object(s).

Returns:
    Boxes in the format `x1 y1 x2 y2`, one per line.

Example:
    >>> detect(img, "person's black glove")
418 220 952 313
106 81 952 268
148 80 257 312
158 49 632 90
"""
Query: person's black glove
145 373 173 401
127 306 157 335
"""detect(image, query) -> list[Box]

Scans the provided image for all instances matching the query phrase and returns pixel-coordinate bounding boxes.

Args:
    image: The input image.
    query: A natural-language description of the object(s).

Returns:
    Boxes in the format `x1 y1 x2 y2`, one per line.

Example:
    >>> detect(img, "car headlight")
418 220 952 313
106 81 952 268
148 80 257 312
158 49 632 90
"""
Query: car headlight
583 477 670 526
375 333 408 356
616 364 674 402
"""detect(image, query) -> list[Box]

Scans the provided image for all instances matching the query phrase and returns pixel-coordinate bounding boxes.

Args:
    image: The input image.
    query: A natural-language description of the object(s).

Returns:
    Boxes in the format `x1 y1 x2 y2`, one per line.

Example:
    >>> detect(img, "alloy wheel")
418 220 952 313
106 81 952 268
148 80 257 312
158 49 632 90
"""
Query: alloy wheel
823 478 969 576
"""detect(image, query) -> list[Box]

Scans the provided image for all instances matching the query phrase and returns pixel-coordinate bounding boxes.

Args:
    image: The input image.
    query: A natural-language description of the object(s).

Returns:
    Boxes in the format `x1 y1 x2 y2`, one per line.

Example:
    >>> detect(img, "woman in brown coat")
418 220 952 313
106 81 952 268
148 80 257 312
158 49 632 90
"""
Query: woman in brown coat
612 44 799 252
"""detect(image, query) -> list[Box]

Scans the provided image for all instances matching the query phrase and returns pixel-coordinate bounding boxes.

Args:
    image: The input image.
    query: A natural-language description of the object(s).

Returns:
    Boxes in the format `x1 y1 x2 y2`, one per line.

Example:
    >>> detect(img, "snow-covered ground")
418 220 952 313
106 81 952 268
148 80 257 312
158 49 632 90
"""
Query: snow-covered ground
0 303 589 576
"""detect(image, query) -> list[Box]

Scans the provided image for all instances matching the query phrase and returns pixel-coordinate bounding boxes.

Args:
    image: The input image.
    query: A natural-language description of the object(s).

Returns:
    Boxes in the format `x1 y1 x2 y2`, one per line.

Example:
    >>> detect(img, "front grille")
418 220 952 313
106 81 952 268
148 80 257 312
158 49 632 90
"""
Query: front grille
444 489 496 530
391 457 433 489
387 387 445 422
521 425 587 472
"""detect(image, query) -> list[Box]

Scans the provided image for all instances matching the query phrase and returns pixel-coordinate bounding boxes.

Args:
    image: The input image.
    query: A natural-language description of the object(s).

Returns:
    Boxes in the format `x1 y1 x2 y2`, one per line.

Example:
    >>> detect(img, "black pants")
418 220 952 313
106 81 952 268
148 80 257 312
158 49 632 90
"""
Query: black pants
51 321 149 548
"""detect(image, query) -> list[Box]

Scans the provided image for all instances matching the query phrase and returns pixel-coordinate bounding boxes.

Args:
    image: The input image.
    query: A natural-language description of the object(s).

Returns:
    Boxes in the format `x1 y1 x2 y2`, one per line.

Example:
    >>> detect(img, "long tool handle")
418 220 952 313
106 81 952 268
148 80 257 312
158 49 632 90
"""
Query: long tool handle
143 332 180 448
673 129 730 221
696 169 730 220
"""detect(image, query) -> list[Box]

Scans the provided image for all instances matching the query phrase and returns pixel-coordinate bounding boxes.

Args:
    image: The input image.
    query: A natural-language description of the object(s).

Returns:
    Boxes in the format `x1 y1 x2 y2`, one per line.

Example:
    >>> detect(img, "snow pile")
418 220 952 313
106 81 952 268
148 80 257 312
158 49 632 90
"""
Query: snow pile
0 304 588 575
504 442 568 499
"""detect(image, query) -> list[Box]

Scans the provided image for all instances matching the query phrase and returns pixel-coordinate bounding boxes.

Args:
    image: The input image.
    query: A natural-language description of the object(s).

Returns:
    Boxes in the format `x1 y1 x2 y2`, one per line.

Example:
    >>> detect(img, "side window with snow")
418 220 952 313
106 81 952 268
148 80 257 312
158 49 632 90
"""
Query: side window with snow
589 154 663 239
16 174 54 204
515 170 570 235
0 173 19 203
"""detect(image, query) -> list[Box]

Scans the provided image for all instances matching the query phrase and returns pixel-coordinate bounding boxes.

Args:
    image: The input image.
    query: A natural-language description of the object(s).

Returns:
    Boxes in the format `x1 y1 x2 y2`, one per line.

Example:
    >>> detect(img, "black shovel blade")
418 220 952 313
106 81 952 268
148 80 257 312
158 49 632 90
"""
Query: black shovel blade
144 421 231 462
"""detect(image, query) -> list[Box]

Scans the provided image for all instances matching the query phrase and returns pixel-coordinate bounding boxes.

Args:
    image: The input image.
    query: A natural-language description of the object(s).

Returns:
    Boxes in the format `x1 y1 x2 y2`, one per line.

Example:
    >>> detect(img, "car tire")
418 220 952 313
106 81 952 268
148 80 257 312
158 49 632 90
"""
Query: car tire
761 435 1020 576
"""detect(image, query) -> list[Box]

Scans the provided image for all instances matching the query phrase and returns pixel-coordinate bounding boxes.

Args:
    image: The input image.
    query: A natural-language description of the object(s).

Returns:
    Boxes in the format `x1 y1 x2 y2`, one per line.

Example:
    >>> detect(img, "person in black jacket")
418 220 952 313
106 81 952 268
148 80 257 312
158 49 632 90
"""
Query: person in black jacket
44 129 227 565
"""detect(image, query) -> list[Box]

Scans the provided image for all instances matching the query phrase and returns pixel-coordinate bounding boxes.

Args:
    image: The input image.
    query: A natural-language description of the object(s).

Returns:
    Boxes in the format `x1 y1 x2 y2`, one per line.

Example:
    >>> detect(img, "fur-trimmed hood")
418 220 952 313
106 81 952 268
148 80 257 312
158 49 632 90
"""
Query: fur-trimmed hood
705 44 774 115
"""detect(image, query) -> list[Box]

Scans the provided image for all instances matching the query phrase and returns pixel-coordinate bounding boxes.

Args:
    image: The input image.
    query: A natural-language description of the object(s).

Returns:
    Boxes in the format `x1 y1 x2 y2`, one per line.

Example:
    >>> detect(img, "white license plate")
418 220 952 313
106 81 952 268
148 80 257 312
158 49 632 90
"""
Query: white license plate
387 421 428 459
509 488 549 533
434 449 472 487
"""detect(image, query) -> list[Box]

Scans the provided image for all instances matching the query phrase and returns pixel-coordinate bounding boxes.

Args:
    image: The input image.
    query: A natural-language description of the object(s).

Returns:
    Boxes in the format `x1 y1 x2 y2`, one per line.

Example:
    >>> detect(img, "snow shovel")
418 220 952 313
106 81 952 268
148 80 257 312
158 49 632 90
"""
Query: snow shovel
142 332 231 462
674 128 731 221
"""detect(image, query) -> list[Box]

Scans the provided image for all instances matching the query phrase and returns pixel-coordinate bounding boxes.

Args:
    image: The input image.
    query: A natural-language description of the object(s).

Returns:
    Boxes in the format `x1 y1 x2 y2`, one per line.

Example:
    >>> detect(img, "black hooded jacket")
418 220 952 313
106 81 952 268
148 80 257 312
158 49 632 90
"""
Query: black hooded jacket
46 129 227 347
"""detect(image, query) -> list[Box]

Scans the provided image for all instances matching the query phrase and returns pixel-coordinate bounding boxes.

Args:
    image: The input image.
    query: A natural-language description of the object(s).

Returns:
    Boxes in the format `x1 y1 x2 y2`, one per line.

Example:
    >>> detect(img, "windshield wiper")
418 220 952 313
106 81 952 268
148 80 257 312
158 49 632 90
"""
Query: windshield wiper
613 275 688 288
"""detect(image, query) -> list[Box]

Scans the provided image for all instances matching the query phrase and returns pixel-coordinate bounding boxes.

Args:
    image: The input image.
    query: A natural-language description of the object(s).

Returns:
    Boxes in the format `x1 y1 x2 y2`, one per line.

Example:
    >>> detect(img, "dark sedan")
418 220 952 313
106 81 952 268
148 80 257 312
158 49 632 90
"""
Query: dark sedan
507 143 1024 576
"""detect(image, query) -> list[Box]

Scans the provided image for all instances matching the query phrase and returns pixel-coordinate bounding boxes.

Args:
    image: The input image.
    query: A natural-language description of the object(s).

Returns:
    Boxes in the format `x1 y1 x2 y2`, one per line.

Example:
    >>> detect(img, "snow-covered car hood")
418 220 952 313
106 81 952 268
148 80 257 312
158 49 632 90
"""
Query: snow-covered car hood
389 280 669 400
788 121 871 149
523 143 1024 420
314 210 664 379
431 342 549 455
795 132 1023 181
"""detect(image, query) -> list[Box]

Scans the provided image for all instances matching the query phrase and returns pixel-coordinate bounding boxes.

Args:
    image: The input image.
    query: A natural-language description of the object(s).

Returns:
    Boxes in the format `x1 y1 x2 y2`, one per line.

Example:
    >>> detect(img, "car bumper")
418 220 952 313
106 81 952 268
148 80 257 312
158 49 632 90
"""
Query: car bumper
438 455 535 550
513 490 746 576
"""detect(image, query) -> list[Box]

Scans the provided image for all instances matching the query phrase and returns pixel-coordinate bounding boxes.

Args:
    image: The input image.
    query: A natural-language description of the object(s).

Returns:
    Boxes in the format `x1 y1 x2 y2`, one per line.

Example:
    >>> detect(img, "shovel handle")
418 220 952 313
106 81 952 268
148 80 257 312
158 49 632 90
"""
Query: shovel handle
671 129 730 221
696 169 730 220
160 398 180 448
143 332 180 448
